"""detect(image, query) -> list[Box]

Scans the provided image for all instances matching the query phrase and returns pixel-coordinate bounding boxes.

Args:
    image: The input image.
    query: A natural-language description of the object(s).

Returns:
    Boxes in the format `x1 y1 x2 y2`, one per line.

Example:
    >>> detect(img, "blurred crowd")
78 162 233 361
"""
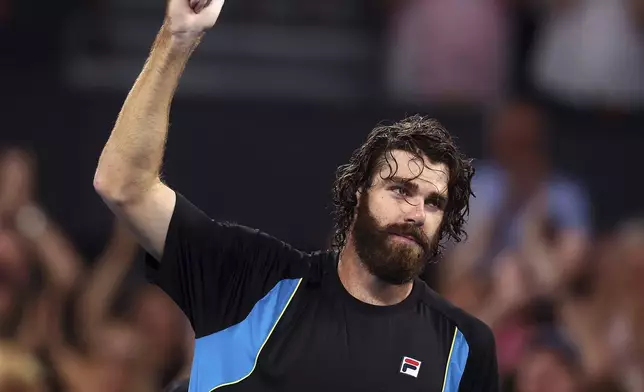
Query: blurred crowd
5 102 644 392
387 0 644 109
0 150 192 392
441 100 643 392
0 0 643 391
2 0 643 109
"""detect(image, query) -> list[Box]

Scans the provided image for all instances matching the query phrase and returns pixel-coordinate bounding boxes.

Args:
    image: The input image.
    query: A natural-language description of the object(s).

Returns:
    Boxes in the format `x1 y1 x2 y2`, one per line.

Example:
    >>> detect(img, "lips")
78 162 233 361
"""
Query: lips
385 224 429 251
391 233 420 245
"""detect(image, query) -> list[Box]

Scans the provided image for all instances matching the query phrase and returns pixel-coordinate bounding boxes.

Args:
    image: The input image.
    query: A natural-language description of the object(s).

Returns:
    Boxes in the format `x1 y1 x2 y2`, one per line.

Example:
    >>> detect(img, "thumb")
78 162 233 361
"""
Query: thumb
191 0 211 14
200 0 224 19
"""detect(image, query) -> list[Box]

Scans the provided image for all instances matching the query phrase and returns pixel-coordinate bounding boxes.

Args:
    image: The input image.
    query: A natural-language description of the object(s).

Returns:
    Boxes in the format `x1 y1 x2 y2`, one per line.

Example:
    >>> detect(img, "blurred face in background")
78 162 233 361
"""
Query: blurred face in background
95 324 145 392
351 150 448 284
516 348 579 392
0 344 45 392
133 286 186 369
490 102 546 186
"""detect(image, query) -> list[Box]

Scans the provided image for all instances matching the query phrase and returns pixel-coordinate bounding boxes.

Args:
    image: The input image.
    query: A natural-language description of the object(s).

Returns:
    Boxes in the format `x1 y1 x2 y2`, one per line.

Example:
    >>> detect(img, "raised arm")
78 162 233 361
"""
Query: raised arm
93 0 225 260
78 219 139 347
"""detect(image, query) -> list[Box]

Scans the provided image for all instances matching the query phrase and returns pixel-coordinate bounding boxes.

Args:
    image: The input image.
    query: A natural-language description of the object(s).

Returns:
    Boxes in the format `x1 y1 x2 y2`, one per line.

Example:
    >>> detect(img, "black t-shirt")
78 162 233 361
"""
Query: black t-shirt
146 194 499 392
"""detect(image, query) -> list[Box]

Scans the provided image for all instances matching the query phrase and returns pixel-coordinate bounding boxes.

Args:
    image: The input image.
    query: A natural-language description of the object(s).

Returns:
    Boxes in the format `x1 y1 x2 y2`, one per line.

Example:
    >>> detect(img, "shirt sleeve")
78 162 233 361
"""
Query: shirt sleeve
145 193 310 338
460 321 500 392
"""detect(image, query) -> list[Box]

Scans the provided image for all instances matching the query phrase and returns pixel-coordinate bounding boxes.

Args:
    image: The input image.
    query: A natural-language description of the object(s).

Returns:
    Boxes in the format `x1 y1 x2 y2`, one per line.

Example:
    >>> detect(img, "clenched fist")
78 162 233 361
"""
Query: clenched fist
165 0 225 36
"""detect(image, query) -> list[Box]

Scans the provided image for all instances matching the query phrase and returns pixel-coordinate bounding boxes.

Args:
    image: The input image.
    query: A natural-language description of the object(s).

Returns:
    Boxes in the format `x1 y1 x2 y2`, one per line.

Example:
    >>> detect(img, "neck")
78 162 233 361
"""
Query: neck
338 243 414 306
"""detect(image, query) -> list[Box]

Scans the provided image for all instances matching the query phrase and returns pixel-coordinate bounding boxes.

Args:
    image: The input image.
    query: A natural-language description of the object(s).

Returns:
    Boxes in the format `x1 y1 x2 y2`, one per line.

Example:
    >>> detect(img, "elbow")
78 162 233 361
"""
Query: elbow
93 169 155 206
93 170 126 205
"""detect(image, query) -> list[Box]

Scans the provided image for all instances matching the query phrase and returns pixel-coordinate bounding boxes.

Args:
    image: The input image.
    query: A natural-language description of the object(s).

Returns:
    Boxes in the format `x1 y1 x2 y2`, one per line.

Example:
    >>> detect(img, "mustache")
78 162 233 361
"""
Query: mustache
383 224 430 250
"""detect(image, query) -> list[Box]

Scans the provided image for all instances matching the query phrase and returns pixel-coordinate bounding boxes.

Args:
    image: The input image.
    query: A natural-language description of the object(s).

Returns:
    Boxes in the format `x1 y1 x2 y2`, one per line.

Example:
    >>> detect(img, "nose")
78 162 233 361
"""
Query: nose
403 198 426 227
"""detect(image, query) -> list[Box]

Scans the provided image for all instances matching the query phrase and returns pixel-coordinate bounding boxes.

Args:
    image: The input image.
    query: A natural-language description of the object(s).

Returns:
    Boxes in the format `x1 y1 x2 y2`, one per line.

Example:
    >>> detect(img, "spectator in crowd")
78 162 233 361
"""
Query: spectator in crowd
513 328 581 392
438 99 592 386
559 220 644 392
458 99 590 275
0 147 192 392
530 0 644 109
386 0 509 106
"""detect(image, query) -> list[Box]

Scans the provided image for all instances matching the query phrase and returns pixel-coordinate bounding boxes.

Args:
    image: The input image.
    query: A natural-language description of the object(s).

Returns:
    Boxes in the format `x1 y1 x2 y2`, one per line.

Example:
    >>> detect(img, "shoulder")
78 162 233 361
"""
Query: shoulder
418 283 495 354
417 283 499 389
296 249 337 283
221 223 333 279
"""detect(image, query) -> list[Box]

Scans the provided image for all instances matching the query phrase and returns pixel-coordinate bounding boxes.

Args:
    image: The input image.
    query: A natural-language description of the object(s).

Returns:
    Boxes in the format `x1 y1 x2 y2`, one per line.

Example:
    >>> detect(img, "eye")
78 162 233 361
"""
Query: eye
391 186 410 197
424 200 440 211
424 197 446 211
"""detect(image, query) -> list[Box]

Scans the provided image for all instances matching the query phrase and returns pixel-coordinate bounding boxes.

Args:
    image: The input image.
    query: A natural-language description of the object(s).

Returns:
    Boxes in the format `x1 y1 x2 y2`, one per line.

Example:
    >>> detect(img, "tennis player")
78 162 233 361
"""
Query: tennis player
94 0 500 391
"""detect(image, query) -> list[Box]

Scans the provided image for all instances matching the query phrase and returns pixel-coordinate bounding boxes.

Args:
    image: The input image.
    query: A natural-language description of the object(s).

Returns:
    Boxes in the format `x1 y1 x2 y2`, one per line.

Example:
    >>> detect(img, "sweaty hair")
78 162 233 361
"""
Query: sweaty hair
331 115 475 255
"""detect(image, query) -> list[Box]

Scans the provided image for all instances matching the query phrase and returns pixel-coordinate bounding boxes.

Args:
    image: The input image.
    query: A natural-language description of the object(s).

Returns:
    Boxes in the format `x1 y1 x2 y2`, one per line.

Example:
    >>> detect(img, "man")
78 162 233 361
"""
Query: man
465 100 589 274
514 328 581 392
530 0 644 108
93 0 499 391
386 0 507 106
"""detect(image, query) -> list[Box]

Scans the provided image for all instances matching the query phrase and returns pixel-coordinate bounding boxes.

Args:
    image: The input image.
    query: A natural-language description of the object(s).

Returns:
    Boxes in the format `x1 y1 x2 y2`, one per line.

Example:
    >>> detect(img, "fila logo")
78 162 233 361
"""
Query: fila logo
400 356 421 378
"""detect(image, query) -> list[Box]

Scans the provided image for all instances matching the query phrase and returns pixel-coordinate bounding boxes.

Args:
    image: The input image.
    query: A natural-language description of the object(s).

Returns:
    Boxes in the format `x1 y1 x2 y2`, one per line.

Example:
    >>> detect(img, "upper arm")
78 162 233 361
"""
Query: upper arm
145 193 309 337
99 181 176 261
460 321 500 392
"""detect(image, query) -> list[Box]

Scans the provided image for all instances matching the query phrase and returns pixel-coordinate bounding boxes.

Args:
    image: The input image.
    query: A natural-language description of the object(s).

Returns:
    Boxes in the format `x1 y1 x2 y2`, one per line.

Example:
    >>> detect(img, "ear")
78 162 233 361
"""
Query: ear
353 188 364 219
355 186 368 207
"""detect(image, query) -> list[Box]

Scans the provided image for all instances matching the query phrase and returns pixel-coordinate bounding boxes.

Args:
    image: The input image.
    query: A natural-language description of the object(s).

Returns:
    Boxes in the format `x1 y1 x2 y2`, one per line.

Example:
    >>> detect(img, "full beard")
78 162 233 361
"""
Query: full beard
351 195 440 285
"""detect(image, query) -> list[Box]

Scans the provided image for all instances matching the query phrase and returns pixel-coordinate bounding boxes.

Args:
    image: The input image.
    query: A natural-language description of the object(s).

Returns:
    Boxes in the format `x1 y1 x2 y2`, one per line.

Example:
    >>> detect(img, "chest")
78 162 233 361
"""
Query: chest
246 287 453 392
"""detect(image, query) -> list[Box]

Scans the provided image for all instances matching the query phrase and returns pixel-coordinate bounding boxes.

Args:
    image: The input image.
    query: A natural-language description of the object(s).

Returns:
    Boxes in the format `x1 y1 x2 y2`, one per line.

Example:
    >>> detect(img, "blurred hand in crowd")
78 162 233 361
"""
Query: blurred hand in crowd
0 149 36 224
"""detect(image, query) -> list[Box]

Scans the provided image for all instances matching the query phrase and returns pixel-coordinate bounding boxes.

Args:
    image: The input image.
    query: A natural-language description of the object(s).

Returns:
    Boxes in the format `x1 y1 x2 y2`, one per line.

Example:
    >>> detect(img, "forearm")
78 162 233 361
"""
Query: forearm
94 25 201 201
14 204 83 291
476 299 517 329
80 221 138 336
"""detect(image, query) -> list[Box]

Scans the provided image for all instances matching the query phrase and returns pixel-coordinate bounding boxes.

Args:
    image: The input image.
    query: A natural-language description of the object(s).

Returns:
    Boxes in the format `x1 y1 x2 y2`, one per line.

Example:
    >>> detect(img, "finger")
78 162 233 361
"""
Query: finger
202 0 224 18
193 0 211 13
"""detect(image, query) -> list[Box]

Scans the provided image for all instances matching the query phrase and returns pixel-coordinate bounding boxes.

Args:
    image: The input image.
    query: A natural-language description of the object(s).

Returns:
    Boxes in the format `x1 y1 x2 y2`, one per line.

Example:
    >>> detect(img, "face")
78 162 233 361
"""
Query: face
351 150 449 285
516 349 578 392
96 325 143 392
491 103 543 173
134 286 185 363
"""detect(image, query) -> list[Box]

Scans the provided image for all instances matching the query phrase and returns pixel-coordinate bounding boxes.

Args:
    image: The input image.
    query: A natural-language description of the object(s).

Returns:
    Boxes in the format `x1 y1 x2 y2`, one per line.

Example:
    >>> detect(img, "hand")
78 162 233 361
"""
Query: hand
491 252 529 310
165 0 225 36
0 149 36 220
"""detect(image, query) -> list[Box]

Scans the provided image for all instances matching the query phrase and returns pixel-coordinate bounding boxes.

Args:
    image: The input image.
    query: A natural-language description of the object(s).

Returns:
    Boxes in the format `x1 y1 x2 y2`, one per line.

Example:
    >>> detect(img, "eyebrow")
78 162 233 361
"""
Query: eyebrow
386 176 449 208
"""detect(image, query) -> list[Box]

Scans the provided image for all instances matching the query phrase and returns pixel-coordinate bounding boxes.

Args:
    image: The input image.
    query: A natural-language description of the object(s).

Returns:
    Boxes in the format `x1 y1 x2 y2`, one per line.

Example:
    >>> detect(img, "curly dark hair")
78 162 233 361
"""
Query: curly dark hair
331 115 475 255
